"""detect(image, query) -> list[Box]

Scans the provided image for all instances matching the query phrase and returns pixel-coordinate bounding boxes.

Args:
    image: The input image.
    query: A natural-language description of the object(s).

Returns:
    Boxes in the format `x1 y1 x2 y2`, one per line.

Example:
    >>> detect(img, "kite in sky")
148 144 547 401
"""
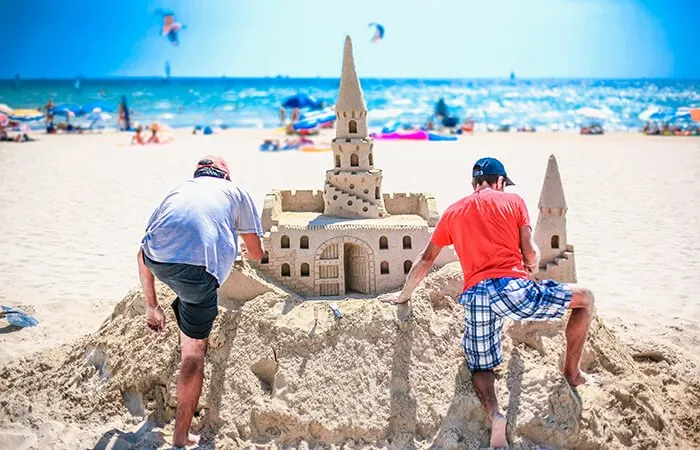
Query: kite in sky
368 23 385 43
156 9 185 46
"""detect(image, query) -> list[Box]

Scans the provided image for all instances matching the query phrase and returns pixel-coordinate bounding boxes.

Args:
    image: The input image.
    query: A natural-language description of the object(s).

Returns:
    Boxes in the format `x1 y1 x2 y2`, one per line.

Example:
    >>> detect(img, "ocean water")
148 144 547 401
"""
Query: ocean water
1 78 698 131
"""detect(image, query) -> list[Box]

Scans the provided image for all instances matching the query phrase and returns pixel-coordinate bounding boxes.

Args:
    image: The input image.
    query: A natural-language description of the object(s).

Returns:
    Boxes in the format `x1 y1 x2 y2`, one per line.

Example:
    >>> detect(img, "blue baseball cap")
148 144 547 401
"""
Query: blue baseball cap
472 157 515 186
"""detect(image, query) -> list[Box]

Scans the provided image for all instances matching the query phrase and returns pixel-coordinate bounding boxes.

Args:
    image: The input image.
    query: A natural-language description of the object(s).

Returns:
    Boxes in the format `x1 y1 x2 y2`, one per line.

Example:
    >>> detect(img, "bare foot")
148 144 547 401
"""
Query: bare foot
490 415 508 448
173 432 200 448
565 369 598 387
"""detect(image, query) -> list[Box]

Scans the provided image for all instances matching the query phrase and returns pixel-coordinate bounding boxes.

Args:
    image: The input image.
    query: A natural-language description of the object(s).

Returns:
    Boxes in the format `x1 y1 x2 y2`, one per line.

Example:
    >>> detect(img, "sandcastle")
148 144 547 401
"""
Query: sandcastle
252 36 455 297
533 154 576 283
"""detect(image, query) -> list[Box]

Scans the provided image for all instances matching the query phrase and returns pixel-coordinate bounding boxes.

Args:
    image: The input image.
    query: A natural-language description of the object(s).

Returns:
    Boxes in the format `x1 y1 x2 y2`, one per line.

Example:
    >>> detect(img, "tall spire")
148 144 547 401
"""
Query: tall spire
335 36 367 113
538 154 567 210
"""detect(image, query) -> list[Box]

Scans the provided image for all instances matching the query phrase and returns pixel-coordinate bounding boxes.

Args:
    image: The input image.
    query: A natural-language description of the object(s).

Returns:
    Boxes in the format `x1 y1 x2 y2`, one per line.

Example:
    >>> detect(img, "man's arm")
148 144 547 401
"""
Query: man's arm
519 225 540 273
388 241 444 304
137 248 165 331
240 233 264 261
137 248 158 307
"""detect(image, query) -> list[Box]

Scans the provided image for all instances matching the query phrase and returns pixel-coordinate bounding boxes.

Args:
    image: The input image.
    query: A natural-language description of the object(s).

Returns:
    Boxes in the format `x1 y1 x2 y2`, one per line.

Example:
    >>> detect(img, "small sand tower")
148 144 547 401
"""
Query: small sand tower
323 36 388 219
533 154 577 283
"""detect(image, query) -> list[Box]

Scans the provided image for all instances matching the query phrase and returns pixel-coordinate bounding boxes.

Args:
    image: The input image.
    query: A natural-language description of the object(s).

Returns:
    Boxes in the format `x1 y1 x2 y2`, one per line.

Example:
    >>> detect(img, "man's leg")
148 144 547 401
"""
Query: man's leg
564 285 595 386
173 332 208 448
472 370 507 448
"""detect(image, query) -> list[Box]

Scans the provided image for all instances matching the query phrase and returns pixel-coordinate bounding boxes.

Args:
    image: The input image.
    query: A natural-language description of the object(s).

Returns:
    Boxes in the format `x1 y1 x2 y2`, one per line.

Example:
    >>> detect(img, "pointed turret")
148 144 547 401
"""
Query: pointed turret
324 35 386 219
537 154 567 212
336 36 367 114
533 154 576 283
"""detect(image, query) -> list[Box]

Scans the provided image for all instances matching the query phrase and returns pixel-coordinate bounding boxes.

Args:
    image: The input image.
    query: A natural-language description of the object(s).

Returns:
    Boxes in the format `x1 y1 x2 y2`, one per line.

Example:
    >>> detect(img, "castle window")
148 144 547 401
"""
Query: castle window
281 235 290 249
261 251 269 264
347 200 353 206
379 236 388 250
362 207 368 212
335 154 341 168
551 235 560 249
403 236 412 250
351 153 359 167
300 235 309 249
380 261 390 275
375 187 380 200
403 260 413 274
349 119 357 133
349 184 355 189
363 188 369 194
300 263 310 277
281 264 291 277
368 153 374 166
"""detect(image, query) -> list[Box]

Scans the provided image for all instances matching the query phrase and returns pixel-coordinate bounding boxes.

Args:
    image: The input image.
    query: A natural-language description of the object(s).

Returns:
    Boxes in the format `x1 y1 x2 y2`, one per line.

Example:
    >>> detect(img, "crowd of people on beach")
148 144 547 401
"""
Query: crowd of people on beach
642 121 700 136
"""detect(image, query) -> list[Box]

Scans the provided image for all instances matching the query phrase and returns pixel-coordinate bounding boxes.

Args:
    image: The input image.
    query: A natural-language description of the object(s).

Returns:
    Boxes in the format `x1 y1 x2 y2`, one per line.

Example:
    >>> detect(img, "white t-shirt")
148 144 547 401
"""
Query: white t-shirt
141 176 262 285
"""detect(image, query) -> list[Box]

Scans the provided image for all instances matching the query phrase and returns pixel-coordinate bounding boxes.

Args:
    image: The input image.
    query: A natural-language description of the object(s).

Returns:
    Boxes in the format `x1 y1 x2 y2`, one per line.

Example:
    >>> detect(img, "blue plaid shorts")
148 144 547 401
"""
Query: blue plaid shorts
459 277 572 371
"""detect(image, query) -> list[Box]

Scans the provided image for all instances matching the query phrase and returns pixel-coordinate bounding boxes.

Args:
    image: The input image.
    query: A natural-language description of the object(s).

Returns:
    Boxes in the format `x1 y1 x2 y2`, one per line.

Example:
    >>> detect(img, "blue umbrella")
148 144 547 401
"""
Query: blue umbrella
282 93 324 110
52 103 82 117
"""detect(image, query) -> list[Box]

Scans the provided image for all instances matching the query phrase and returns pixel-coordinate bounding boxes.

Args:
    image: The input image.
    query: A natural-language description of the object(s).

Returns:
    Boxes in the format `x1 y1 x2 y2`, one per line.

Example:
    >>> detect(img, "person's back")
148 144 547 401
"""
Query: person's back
143 176 259 285
436 189 529 291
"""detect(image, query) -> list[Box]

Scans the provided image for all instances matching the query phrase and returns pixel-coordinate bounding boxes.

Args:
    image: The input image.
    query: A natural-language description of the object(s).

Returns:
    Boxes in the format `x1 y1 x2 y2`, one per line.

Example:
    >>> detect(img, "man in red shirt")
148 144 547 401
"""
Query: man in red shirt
384 157 595 448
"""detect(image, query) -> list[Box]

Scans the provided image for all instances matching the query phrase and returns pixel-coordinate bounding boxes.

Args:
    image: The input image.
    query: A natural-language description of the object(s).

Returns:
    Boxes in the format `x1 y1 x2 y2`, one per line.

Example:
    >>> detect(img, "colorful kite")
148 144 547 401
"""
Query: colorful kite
368 23 385 43
156 9 185 46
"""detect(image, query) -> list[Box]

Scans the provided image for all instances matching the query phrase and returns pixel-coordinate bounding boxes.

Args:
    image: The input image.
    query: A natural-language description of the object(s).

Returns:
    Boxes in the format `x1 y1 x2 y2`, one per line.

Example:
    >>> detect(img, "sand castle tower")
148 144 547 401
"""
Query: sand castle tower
252 35 455 298
323 36 388 219
534 154 576 283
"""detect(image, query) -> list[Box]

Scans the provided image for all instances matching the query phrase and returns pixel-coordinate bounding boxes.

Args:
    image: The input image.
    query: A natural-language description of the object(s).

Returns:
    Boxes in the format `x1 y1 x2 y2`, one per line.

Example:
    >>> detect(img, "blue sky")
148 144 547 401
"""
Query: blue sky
2 0 699 79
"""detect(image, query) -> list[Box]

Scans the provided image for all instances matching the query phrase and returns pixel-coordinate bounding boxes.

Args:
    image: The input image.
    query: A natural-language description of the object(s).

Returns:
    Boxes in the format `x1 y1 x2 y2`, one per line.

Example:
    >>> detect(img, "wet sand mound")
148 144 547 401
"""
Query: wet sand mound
1 263 698 449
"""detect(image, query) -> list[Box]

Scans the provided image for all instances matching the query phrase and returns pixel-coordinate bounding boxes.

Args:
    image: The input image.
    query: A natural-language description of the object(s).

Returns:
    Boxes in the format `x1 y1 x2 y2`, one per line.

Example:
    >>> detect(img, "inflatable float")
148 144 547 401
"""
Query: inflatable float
428 133 457 141
371 130 457 141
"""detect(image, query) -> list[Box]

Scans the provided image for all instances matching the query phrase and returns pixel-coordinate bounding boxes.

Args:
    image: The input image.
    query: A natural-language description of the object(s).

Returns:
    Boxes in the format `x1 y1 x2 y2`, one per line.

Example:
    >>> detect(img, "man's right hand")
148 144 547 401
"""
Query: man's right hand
146 304 166 332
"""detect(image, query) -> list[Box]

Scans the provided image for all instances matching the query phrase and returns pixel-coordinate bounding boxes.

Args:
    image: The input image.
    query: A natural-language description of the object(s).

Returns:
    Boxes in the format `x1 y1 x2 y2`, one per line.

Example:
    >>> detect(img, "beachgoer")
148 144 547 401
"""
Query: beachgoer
382 157 596 448
291 107 300 123
147 129 160 144
137 156 264 447
279 107 286 126
118 104 126 130
44 99 54 128
424 118 435 131
131 126 145 145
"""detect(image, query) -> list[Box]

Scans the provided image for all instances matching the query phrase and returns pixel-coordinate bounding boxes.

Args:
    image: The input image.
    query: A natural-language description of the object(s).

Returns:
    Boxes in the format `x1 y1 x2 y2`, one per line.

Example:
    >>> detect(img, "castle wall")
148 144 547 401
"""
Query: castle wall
253 226 452 296
383 193 440 227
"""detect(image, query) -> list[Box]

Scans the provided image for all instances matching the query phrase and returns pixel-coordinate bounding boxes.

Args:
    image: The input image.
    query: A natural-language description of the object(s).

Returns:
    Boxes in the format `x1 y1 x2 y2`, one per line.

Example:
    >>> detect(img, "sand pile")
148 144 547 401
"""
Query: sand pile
1 262 698 449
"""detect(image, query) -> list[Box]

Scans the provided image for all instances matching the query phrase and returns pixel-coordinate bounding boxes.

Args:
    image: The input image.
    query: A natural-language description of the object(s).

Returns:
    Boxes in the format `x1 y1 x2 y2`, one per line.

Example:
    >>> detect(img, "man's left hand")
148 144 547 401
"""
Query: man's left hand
379 292 410 305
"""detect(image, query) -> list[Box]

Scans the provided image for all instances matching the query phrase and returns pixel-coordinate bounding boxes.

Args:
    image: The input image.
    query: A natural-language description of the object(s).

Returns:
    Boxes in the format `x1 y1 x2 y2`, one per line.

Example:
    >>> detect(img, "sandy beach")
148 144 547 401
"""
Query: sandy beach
1 130 699 449
1 130 699 365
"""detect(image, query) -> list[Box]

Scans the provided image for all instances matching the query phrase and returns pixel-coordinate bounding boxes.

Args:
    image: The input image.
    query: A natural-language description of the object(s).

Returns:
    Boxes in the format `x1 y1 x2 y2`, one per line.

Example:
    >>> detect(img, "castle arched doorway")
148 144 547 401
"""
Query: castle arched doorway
344 242 370 294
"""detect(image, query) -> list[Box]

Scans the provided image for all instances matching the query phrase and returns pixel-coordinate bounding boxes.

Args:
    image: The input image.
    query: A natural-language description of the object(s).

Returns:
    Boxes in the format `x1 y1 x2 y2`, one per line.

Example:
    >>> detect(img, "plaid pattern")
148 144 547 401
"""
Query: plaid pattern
459 277 572 371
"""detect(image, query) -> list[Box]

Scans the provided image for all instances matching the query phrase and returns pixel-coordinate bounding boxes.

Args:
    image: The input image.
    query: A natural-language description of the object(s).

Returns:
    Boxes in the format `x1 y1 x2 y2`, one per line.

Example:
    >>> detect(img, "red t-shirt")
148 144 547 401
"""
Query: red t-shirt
432 189 530 291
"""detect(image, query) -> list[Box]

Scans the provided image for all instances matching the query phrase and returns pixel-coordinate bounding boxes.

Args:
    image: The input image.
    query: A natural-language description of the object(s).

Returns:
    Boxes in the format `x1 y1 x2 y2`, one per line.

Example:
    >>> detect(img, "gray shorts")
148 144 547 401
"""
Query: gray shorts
143 253 219 340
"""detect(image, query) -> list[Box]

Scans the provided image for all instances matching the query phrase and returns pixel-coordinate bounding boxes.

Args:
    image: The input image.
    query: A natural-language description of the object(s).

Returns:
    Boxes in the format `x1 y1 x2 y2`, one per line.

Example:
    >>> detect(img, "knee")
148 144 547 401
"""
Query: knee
571 286 595 310
180 353 204 378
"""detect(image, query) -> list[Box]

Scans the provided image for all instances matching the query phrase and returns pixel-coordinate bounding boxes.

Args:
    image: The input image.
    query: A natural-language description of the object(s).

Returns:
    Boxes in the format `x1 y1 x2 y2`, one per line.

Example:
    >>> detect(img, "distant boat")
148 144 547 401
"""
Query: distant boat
510 71 516 80
165 61 171 79
74 78 81 90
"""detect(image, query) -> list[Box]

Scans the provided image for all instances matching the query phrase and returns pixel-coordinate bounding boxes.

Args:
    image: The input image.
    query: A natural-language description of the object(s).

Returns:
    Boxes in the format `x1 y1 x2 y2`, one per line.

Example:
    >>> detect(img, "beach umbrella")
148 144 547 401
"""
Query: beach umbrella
52 104 81 117
85 108 112 125
282 93 323 110
10 109 44 122
82 101 116 114
0 103 13 115
0 113 8 126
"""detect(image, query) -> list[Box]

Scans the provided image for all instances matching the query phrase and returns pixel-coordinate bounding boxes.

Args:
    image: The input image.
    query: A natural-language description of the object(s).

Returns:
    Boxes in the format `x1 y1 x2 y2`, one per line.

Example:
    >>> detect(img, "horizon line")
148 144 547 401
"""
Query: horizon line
1 76 699 82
